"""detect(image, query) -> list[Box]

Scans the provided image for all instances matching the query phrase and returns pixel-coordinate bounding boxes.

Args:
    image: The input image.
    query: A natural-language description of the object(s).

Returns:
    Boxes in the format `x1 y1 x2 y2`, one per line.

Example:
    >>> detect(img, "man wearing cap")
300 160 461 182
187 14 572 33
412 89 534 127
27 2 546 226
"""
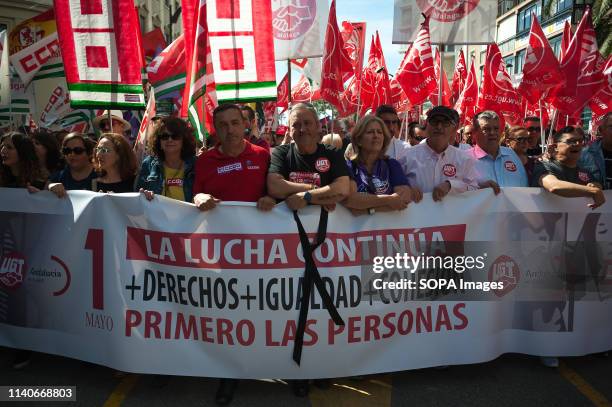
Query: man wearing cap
398 106 479 201
467 110 528 191
93 110 132 137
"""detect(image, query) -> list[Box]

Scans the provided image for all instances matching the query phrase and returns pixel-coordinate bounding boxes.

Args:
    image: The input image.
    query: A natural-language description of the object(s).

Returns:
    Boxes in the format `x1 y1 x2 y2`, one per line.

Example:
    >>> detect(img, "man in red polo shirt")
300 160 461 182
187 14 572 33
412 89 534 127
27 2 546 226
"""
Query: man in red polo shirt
193 103 275 211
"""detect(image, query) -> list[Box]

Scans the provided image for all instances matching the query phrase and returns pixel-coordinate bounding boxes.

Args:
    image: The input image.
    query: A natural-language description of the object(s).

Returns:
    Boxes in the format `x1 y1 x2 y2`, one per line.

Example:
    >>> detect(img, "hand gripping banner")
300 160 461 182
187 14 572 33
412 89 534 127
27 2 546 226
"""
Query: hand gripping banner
54 0 145 109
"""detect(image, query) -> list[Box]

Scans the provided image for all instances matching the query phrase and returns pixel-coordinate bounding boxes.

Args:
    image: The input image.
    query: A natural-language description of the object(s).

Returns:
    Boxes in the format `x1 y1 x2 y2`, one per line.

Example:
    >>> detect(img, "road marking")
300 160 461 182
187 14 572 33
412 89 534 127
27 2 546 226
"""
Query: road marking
103 374 140 407
559 361 611 407
310 375 392 407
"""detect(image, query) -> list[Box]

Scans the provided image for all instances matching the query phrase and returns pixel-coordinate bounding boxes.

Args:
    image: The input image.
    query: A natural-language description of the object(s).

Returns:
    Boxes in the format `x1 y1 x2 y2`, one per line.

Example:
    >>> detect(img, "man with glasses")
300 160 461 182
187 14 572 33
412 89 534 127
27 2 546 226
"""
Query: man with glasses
399 106 478 202
533 126 604 208
407 121 426 146
524 116 543 156
580 112 612 189
375 105 410 160
468 110 528 190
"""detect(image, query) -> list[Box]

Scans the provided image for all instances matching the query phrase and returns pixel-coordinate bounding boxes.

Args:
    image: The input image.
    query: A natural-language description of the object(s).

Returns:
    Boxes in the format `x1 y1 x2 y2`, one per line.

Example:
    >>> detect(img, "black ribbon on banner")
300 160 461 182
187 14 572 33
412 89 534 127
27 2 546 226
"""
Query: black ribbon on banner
292 208 345 365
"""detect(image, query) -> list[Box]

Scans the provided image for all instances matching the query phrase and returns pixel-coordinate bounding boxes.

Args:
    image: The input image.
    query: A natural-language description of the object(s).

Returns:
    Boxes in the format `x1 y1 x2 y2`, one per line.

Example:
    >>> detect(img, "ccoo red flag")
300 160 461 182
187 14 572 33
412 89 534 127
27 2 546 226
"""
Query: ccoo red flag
454 56 478 125
395 16 436 106
321 0 353 110
451 49 467 104
517 14 565 105
548 8 605 116
477 43 522 125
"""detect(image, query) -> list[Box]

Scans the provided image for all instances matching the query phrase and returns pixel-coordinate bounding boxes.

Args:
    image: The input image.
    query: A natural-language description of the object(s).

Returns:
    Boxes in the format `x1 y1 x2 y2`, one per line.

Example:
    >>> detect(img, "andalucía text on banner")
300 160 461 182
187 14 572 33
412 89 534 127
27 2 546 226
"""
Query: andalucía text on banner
0 187 611 378
207 0 277 103
8 8 64 86
54 0 145 109
273 0 329 61
392 0 496 45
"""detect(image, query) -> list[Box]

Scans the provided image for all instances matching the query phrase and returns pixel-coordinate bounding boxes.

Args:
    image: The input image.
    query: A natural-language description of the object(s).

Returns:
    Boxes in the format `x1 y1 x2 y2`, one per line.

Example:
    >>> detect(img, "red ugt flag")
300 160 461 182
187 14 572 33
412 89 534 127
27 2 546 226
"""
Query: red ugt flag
321 0 353 110
430 48 452 106
395 16 436 106
454 56 478 125
477 43 522 125
517 14 564 105
451 49 467 104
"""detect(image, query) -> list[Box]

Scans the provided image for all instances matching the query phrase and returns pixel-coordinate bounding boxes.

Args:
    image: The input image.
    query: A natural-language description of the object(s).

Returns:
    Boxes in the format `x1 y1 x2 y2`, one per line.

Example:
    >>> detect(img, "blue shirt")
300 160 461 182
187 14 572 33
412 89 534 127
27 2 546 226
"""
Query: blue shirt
347 158 408 195
468 145 528 187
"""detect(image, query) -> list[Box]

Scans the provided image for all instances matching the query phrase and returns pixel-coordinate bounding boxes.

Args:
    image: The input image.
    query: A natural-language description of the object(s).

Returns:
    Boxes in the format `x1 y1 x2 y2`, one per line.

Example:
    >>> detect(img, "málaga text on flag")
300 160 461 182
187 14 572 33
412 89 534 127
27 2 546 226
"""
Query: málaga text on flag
54 0 145 109
8 8 63 86
516 14 564 105
273 0 329 60
392 0 496 44
207 0 277 103
395 16 436 107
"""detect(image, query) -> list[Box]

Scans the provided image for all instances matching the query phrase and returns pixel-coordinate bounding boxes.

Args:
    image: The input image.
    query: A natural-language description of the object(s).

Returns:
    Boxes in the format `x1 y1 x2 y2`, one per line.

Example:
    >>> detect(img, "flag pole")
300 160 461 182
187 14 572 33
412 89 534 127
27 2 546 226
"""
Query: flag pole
107 109 113 133
538 99 545 154
287 59 292 105
438 45 444 106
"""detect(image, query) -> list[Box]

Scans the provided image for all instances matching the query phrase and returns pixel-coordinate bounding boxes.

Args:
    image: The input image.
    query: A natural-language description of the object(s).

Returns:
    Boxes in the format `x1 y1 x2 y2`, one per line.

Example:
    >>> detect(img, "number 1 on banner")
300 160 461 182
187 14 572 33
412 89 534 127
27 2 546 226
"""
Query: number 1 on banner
85 229 104 310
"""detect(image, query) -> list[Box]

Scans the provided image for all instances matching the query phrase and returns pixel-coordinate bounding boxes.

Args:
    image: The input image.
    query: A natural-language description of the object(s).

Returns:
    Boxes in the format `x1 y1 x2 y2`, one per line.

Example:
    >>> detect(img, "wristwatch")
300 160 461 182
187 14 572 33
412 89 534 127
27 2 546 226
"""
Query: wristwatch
304 191 312 204
368 208 376 215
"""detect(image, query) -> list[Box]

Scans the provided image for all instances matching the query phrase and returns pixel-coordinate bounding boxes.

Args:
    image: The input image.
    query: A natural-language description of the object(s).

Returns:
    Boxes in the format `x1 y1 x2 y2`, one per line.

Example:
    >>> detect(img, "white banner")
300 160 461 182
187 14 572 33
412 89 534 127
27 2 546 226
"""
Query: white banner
0 188 611 379
392 0 496 45
273 0 329 60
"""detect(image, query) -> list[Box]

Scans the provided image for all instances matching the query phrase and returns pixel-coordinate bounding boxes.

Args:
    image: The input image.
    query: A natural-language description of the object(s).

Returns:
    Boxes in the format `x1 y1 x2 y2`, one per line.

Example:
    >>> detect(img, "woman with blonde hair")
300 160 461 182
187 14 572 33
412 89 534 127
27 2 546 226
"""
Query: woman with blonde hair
93 132 137 193
344 115 413 215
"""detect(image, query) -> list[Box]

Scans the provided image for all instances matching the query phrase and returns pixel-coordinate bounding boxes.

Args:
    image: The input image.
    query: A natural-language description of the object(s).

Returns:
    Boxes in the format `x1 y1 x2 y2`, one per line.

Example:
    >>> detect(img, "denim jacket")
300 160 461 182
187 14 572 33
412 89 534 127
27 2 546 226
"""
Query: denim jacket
579 139 605 187
136 155 196 202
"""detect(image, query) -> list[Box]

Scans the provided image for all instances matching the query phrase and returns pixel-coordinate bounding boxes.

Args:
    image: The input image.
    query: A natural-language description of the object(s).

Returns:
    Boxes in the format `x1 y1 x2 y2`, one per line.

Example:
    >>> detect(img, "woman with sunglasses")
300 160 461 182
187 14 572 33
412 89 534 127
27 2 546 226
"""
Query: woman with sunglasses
47 133 97 197
136 117 196 202
1 131 48 190
343 115 414 216
94 133 137 193
506 126 537 184
31 129 64 179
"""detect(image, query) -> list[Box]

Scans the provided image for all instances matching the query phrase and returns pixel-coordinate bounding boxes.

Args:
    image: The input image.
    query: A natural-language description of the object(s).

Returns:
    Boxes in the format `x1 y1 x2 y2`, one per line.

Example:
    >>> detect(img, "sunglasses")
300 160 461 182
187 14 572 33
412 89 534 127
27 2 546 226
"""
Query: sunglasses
95 146 113 154
559 139 584 146
62 147 86 155
159 133 182 141
526 126 540 132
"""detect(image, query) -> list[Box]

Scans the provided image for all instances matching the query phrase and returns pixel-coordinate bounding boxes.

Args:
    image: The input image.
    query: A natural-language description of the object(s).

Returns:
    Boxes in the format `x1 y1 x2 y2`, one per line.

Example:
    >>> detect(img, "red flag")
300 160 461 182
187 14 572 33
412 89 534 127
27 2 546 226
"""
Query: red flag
390 78 411 113
523 99 550 129
430 49 452 106
548 8 605 116
517 14 564 105
277 73 289 113
338 74 359 117
180 0 198 118
454 57 478 125
590 56 612 132
142 28 167 61
340 21 366 80
560 21 572 59
132 7 146 71
292 74 312 102
477 43 522 125
451 49 467 104
321 0 353 109
359 32 392 113
395 16 436 106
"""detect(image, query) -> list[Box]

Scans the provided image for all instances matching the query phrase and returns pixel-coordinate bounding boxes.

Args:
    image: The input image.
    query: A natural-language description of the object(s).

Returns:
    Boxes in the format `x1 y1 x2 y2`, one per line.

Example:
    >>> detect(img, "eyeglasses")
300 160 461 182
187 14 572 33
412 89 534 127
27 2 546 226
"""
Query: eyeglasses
383 120 400 127
62 147 86 155
559 139 584 146
509 137 529 143
95 146 113 154
159 133 182 141
428 119 453 128
526 126 540 132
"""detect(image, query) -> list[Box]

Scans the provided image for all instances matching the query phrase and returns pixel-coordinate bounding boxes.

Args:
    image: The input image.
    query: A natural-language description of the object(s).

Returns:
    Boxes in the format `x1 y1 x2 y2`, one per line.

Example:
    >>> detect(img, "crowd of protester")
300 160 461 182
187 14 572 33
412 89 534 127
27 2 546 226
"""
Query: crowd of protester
1 103 611 405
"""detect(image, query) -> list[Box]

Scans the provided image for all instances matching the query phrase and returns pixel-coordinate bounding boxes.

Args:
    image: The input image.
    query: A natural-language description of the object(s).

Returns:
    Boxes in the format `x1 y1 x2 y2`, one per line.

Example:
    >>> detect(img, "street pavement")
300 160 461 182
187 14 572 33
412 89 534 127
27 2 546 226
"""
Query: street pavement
1 347 611 406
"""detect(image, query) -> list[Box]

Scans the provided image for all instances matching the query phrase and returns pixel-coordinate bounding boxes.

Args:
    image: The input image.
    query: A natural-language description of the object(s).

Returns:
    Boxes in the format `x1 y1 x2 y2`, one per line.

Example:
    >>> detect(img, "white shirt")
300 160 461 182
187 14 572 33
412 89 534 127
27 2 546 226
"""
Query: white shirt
386 137 411 161
398 141 479 193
